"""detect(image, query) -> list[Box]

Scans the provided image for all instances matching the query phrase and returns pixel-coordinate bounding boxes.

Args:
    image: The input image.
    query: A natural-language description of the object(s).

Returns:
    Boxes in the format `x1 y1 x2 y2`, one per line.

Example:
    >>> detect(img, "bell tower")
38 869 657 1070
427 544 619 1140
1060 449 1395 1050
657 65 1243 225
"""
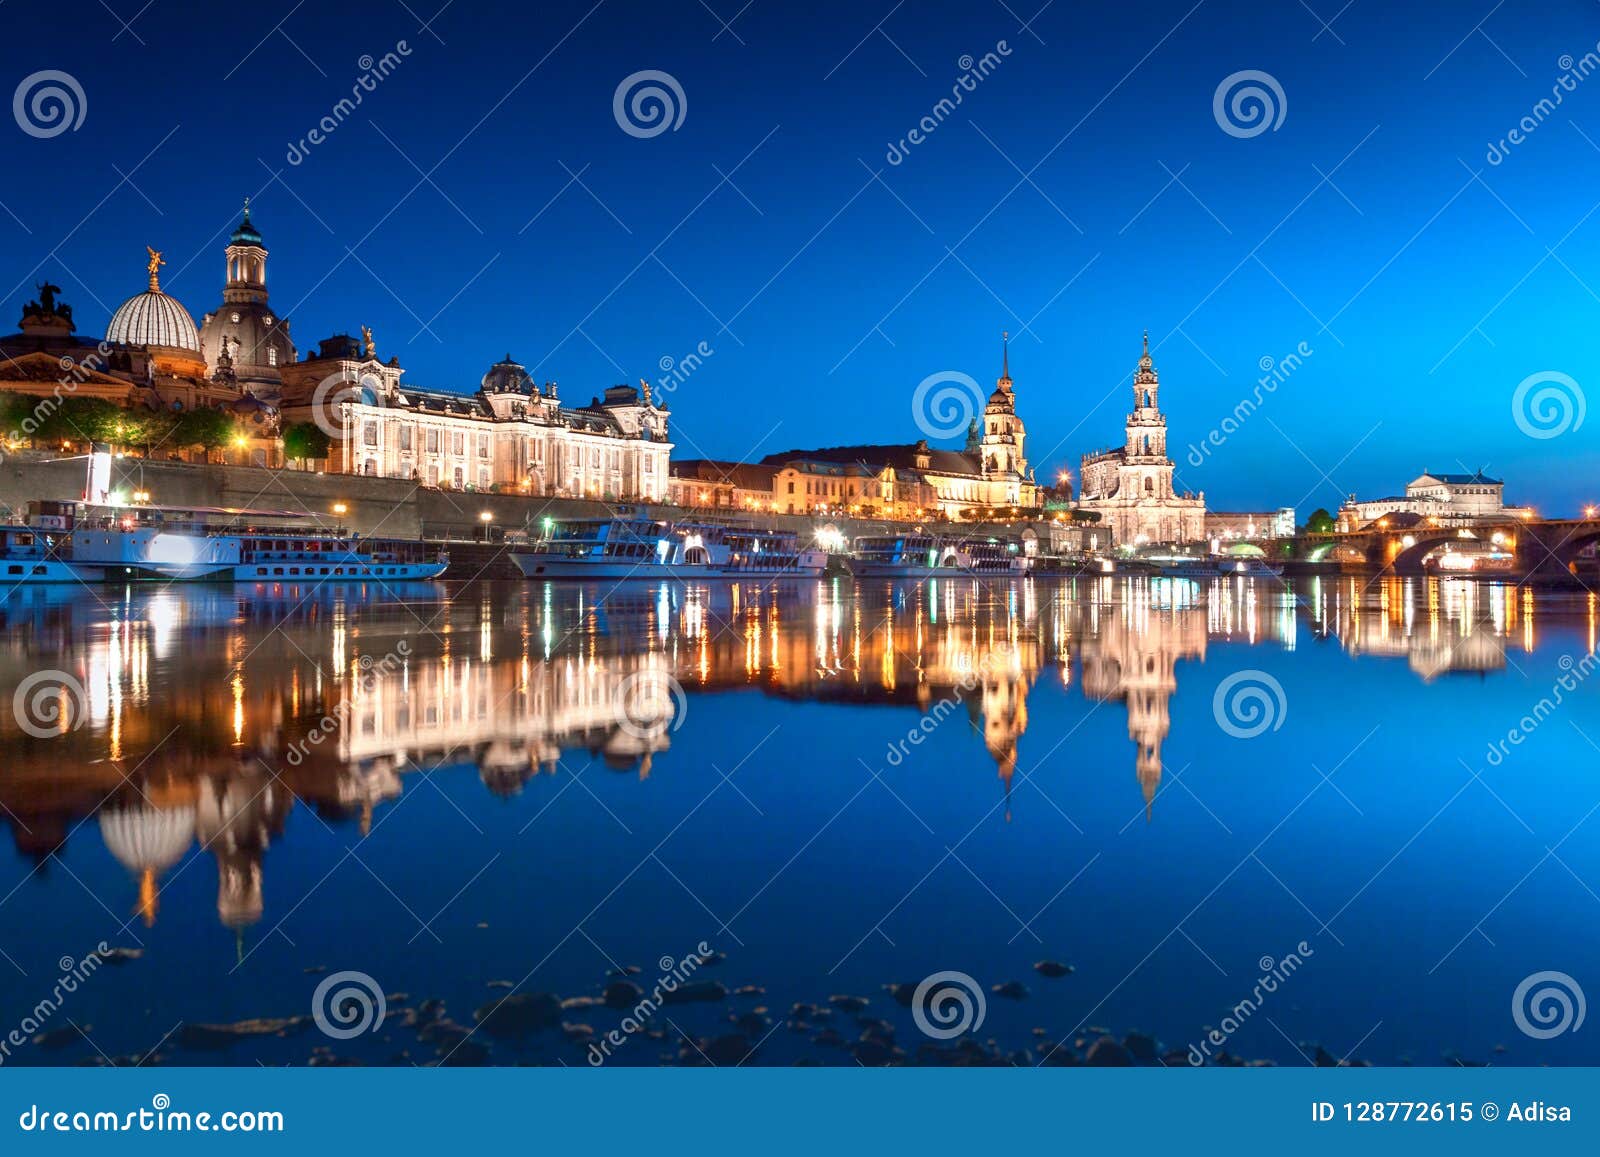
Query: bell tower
223 198 268 305
980 331 1028 480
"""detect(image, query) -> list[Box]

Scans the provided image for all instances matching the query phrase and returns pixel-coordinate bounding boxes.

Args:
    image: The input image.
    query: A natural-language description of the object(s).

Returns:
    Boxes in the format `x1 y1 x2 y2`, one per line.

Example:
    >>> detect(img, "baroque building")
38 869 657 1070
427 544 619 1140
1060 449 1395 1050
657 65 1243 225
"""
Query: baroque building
0 252 277 462
1336 470 1532 530
690 337 1037 519
277 336 672 497
198 200 296 401
1077 334 1206 545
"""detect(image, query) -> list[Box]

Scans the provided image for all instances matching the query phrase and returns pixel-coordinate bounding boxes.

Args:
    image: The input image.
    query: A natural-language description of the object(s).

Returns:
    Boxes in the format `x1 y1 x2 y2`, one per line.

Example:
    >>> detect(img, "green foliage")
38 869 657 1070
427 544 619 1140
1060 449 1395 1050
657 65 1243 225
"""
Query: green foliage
1305 507 1336 534
281 422 332 462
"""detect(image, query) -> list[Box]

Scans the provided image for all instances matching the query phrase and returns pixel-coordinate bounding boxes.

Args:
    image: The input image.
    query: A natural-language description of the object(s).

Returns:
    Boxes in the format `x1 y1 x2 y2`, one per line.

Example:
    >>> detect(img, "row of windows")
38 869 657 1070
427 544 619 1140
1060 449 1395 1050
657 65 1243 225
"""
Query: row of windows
252 565 420 577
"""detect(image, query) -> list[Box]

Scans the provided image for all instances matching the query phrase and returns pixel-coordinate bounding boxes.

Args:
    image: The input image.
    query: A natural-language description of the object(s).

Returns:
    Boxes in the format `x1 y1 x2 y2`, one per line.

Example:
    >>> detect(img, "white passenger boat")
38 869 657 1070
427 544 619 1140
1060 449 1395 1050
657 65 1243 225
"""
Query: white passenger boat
511 516 730 579
722 528 828 577
31 502 449 584
1154 556 1225 579
1224 557 1285 579
0 524 81 587
850 534 1027 578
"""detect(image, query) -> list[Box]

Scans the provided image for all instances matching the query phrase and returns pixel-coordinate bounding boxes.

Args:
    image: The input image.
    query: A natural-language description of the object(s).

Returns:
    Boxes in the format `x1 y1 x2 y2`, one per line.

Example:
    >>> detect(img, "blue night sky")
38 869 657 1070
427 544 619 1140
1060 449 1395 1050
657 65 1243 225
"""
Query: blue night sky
4 0 1600 513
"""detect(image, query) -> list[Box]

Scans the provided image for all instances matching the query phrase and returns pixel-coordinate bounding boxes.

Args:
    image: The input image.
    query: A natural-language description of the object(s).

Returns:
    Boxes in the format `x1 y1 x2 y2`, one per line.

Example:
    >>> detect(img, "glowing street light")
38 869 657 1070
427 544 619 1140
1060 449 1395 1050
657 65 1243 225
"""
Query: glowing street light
479 510 494 523
332 502 348 516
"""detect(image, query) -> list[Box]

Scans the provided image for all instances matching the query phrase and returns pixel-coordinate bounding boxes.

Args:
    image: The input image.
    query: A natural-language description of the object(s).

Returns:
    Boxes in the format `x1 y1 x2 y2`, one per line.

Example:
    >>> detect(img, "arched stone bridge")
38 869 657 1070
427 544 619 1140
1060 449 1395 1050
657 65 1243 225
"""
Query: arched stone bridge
1288 518 1600 577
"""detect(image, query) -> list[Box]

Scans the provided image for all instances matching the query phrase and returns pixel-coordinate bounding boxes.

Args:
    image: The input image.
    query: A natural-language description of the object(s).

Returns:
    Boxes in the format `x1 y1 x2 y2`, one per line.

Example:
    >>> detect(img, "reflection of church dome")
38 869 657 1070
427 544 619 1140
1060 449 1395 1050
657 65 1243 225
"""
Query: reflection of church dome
107 288 201 351
100 804 195 873
99 804 195 926
481 353 534 395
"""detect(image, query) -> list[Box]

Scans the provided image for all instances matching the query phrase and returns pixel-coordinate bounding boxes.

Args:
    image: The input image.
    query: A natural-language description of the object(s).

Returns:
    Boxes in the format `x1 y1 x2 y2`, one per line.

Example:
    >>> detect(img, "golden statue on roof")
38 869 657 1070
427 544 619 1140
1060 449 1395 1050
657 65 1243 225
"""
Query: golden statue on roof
361 324 375 358
145 246 165 291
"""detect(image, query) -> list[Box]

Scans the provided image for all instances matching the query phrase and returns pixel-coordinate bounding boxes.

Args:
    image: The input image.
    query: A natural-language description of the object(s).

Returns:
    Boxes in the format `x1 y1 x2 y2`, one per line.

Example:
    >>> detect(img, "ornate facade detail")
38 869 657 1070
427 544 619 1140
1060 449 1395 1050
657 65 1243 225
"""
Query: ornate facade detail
1077 333 1206 545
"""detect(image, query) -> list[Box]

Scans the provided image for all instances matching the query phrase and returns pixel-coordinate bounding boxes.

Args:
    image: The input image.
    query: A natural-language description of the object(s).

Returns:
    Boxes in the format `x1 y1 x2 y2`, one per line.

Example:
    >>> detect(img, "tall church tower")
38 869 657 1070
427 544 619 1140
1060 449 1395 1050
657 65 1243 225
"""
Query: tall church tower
1125 333 1170 478
980 332 1028 481
200 199 296 402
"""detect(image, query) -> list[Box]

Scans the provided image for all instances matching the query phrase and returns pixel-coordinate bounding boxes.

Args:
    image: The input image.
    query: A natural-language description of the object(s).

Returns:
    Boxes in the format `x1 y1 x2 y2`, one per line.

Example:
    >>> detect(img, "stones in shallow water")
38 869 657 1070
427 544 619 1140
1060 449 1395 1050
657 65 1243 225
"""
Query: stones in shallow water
473 993 562 1039
884 982 917 1007
99 947 143 965
991 980 1029 1000
1085 1035 1132 1067
602 980 644 1009
179 1017 310 1050
661 980 727 1005
827 994 869 1013
1032 960 1073 978
485 980 513 990
1123 1031 1158 1062
34 1026 86 1050
732 984 766 997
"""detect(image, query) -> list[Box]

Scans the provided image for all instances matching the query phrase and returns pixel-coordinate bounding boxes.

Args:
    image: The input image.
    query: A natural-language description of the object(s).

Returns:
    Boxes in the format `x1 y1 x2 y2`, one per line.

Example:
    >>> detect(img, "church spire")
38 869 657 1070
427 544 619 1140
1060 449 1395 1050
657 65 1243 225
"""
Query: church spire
998 330 1012 390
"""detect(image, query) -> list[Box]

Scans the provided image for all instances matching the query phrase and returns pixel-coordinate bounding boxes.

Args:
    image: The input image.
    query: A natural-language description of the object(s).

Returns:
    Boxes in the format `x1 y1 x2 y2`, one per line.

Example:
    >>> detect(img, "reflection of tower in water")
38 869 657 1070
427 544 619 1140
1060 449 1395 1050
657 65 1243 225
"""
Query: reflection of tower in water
1079 584 1208 820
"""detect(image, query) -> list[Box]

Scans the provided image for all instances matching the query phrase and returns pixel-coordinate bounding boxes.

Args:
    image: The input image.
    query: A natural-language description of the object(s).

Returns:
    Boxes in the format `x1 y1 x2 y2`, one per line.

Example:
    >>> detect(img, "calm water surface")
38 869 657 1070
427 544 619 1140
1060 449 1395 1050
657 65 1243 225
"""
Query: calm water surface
1 575 1597 1066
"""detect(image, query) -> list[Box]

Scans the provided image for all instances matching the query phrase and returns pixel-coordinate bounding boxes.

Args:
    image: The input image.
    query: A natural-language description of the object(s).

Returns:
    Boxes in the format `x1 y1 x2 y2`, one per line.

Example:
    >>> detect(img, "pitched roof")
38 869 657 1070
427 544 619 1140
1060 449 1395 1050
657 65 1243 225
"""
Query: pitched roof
760 442 980 475
670 458 776 490
1418 470 1502 485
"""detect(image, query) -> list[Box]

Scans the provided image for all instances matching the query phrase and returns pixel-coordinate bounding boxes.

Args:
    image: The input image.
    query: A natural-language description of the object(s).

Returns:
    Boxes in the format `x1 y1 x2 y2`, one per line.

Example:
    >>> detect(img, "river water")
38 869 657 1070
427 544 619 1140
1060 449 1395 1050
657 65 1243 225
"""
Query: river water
0 575 1596 1066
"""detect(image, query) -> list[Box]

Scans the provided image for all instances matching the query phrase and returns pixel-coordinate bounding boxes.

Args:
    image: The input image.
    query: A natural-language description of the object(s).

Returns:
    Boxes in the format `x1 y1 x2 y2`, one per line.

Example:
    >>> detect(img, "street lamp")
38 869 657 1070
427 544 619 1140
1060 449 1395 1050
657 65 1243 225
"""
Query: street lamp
332 502 348 517
479 510 493 523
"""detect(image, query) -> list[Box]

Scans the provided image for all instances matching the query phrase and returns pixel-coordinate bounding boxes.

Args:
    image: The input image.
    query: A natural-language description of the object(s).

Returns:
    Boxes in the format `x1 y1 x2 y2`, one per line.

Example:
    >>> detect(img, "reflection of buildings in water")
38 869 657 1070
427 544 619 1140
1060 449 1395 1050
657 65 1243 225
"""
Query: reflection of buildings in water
7 573 1569 935
1079 586 1208 819
95 766 293 933
1307 577 1518 681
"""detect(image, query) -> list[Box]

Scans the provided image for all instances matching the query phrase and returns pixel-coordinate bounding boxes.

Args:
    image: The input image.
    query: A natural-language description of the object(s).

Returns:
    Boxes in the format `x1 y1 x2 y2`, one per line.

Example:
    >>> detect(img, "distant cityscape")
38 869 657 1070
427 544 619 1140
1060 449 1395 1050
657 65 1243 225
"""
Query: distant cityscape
0 200 1554 558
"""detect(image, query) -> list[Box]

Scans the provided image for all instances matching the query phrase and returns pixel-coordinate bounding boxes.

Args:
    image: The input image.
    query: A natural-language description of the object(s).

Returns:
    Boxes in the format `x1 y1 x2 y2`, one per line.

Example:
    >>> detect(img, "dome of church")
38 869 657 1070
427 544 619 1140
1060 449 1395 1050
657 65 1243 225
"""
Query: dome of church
99 804 196 874
481 353 534 394
107 288 201 351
